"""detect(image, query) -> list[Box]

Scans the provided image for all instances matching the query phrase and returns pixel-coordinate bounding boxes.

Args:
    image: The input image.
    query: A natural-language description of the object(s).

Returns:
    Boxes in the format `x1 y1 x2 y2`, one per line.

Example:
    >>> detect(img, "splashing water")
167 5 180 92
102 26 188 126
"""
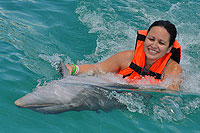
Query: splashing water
108 90 200 122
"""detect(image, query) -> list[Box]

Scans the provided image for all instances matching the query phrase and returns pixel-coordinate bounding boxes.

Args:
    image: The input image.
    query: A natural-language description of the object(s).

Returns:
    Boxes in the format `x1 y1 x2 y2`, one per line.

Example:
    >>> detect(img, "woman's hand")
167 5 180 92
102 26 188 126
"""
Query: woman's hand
65 64 76 75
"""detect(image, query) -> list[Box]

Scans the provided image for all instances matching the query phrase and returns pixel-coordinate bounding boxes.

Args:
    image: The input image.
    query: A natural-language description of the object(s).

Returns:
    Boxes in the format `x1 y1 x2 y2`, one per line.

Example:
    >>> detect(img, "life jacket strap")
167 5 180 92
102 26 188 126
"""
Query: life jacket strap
127 62 162 79
170 47 181 64
137 33 146 41
122 72 133 78
135 33 146 49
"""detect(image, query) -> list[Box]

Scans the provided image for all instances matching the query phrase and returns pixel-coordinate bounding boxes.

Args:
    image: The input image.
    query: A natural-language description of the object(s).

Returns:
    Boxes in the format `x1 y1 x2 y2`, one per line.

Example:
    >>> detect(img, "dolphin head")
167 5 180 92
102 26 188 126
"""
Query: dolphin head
15 62 83 113
14 80 87 113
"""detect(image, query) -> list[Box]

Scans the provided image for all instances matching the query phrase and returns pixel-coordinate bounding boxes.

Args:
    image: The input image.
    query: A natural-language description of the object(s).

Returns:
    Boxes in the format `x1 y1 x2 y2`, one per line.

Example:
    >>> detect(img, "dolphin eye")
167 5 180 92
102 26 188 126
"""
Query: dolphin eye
69 104 74 108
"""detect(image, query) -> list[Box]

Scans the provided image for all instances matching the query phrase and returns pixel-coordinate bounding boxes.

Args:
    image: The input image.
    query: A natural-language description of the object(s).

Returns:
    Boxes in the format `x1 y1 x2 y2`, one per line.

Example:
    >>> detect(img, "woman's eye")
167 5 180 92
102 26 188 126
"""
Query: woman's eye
159 42 165 45
148 38 154 41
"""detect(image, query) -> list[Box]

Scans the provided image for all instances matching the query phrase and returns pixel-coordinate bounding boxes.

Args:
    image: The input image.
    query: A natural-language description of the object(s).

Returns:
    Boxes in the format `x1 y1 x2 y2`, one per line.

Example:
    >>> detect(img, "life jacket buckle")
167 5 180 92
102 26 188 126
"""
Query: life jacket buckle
141 68 149 76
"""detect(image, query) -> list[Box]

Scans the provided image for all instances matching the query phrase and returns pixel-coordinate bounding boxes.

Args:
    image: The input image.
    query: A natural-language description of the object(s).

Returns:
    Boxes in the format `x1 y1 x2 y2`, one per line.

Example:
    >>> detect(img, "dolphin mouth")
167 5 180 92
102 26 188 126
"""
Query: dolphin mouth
14 99 55 108
14 99 69 114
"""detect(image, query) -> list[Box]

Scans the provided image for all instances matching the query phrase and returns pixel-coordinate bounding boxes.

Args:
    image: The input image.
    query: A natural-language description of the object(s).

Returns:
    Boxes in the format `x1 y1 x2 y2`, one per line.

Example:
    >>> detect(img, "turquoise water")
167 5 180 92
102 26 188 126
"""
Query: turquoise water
0 0 200 132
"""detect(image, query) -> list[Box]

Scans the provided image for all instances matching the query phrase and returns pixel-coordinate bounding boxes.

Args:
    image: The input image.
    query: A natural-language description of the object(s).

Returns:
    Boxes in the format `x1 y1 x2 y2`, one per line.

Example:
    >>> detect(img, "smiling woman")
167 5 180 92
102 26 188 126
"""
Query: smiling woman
65 20 182 91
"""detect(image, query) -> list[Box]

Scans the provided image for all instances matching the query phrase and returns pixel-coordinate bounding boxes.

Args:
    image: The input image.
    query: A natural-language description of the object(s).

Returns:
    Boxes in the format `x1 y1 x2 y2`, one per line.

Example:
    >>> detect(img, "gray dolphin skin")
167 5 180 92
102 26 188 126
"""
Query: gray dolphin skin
14 63 125 114
15 63 163 114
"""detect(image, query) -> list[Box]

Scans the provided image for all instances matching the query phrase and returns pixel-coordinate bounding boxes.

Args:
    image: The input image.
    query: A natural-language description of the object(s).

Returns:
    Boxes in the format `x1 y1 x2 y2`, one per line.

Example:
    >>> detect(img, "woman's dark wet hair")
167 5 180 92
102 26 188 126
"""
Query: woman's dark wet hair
147 20 177 47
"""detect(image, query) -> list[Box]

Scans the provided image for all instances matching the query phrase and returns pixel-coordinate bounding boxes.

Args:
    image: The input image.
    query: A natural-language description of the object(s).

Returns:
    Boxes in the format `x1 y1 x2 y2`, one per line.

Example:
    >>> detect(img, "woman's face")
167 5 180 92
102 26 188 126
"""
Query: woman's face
144 26 172 62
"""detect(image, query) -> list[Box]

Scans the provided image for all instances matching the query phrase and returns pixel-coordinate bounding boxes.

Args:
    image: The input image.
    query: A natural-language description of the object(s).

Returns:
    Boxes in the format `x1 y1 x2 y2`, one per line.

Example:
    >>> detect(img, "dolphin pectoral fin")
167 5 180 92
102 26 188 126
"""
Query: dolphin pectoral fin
58 62 69 78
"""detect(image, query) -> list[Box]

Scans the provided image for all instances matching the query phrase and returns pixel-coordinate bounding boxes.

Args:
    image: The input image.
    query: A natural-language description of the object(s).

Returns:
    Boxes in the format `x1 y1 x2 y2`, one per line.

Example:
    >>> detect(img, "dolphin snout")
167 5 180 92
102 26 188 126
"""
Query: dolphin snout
14 97 33 108
14 99 23 107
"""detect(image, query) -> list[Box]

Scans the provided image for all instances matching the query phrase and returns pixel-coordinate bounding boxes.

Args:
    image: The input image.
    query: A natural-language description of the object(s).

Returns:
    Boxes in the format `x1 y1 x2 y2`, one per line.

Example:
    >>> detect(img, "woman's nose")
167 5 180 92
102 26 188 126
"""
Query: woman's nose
152 40 158 47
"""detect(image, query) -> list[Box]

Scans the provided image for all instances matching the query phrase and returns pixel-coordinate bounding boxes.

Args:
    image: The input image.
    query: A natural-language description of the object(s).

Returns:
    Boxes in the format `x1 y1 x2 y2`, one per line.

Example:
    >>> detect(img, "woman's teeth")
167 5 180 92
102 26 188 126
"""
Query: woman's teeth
149 49 157 53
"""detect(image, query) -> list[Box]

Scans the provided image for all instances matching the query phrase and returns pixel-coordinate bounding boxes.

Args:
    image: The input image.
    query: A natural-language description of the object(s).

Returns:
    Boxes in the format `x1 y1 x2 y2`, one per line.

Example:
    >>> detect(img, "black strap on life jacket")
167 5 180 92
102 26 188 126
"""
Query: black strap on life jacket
170 47 181 64
122 62 162 79
135 33 146 49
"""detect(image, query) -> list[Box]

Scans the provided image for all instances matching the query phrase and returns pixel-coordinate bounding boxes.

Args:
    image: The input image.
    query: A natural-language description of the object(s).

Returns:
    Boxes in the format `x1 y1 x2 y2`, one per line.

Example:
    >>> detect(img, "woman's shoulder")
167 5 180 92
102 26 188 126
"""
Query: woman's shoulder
115 50 135 70
164 59 182 76
162 59 183 90
116 50 135 63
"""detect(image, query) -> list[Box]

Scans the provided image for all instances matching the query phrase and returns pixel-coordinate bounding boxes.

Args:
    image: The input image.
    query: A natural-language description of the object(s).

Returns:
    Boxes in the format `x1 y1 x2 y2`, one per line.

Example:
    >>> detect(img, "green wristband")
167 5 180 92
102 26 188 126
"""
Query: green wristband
71 64 77 75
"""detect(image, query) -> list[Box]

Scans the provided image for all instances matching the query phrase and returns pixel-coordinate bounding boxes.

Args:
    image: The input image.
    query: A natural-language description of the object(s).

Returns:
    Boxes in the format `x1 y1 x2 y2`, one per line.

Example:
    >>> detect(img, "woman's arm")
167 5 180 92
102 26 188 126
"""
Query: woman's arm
65 50 134 75
162 59 183 91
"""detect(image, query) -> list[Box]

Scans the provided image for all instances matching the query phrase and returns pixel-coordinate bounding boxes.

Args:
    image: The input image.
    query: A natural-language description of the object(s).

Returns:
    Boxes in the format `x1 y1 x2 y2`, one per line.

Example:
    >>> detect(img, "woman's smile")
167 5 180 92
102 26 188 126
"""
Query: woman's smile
148 47 159 54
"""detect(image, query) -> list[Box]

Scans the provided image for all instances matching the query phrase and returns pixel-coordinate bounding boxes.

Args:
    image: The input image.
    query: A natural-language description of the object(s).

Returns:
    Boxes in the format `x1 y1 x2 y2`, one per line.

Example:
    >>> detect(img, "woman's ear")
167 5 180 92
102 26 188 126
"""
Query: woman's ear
167 45 173 53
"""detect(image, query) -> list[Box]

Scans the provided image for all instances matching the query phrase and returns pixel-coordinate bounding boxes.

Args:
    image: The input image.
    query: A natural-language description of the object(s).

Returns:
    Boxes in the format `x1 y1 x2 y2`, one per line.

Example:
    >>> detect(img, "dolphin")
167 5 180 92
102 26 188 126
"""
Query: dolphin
14 63 160 114
14 63 124 114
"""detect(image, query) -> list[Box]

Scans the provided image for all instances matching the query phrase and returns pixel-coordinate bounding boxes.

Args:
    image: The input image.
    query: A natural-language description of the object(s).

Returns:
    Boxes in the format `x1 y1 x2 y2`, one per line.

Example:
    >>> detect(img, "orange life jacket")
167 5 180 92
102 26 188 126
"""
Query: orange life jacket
118 30 181 84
